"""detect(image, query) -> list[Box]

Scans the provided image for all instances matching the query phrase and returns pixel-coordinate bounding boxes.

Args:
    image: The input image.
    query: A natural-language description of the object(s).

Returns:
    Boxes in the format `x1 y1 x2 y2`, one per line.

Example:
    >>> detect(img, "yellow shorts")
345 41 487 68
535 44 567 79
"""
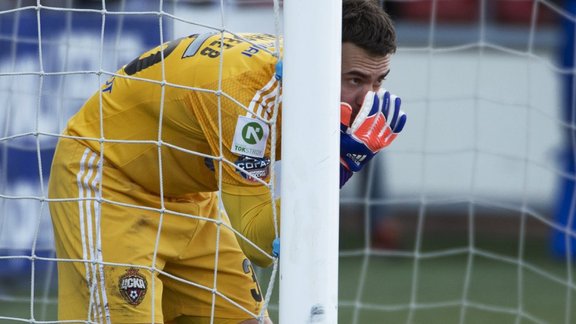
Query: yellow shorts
48 138 267 323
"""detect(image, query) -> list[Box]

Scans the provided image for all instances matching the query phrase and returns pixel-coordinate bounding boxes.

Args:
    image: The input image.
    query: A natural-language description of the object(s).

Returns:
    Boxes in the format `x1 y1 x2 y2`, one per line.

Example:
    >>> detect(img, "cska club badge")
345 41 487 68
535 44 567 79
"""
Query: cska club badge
118 268 148 306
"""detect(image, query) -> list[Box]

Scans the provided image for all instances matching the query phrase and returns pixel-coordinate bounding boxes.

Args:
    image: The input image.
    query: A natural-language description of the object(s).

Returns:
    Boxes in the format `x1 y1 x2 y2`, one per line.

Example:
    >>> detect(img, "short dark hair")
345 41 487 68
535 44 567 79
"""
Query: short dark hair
342 0 397 56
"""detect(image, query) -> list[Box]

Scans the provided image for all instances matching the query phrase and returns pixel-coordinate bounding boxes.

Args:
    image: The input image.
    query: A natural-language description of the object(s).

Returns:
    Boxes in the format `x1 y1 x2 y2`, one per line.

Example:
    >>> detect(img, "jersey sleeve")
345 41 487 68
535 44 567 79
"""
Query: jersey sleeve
221 188 280 267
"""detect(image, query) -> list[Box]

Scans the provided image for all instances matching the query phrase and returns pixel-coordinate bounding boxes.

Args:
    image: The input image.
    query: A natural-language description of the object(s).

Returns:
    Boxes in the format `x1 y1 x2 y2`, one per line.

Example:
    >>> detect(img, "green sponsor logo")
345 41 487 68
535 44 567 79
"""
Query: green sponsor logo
242 122 264 145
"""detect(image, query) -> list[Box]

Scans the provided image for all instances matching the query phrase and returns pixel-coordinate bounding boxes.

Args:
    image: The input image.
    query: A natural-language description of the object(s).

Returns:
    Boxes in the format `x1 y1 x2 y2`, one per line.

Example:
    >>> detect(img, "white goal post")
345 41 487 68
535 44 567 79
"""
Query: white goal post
280 0 341 323
3 1 576 324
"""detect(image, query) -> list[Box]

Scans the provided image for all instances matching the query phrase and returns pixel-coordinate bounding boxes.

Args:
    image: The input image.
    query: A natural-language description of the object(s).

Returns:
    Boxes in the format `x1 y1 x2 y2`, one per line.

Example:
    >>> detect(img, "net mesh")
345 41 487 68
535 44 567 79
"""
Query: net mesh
1 0 575 323
338 0 574 323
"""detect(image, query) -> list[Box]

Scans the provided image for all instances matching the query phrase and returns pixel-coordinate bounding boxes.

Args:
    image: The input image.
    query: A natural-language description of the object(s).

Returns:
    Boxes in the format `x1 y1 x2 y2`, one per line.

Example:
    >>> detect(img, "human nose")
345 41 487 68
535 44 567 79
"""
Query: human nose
355 86 371 108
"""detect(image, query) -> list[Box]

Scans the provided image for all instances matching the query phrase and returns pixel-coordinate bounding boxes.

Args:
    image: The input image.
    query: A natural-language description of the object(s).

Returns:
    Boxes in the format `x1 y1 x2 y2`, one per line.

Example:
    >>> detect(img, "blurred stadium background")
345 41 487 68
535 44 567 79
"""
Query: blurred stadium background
1 0 574 323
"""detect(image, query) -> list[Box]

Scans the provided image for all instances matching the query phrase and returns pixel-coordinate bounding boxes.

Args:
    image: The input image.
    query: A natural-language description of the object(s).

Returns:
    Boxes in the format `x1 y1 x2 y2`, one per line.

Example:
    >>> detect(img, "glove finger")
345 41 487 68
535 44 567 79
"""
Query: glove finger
381 89 391 118
360 90 385 134
393 112 407 133
350 90 376 131
388 95 401 130
371 89 386 116
340 103 353 128
368 100 384 133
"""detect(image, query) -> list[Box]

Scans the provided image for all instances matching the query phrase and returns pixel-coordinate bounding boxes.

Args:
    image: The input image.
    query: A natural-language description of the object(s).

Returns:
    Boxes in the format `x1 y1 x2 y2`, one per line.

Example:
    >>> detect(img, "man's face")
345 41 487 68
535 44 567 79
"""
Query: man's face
341 42 391 120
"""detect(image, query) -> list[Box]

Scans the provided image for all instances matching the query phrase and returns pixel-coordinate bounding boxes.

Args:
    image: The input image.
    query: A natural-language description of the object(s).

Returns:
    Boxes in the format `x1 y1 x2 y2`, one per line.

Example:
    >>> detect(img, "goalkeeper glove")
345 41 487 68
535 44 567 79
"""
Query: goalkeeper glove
340 89 406 186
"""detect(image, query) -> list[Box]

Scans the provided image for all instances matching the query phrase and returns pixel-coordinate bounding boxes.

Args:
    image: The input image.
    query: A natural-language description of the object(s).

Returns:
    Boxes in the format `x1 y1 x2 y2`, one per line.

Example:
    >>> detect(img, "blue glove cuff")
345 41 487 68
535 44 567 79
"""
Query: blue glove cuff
340 164 353 188
340 131 377 172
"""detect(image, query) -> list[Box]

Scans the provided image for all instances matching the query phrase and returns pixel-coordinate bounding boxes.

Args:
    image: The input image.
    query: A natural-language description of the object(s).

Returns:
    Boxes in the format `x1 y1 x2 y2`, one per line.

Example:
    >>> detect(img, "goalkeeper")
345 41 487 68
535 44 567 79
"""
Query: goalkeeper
47 0 406 323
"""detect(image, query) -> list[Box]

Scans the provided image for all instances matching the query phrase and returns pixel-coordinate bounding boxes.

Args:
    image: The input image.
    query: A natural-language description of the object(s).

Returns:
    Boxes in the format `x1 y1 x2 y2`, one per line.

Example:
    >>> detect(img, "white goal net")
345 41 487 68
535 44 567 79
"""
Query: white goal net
339 0 575 323
0 0 284 322
0 0 575 323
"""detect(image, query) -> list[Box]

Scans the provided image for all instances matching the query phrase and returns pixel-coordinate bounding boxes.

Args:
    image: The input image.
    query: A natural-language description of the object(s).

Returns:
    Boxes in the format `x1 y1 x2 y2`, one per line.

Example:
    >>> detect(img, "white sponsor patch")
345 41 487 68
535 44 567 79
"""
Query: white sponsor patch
231 116 269 158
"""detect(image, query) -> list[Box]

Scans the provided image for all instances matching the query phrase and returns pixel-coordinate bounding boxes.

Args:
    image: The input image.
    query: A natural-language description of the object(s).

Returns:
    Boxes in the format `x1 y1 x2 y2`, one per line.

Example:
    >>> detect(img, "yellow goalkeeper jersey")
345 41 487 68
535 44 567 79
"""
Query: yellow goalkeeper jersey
66 32 281 197
64 33 282 266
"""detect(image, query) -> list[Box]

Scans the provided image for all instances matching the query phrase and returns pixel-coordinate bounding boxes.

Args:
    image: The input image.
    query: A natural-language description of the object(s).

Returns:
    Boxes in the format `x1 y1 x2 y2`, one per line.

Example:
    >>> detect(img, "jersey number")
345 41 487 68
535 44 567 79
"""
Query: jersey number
123 38 182 76
243 258 263 302
123 33 242 76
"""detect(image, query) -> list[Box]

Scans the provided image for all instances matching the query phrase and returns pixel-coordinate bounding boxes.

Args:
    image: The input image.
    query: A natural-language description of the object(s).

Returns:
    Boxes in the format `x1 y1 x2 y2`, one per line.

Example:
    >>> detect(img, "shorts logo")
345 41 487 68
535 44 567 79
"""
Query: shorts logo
235 156 271 182
119 268 147 306
231 116 269 158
